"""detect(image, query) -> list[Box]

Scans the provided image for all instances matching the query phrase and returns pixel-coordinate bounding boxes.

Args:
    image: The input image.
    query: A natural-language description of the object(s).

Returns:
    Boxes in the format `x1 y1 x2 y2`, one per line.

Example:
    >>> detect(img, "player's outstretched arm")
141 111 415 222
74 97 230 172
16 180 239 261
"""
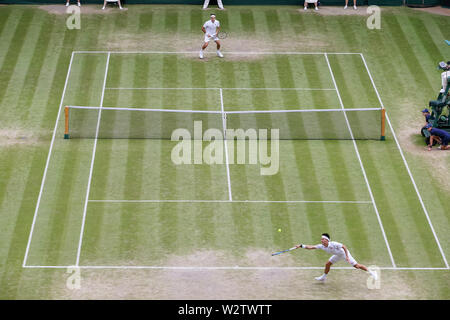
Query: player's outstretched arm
295 244 316 250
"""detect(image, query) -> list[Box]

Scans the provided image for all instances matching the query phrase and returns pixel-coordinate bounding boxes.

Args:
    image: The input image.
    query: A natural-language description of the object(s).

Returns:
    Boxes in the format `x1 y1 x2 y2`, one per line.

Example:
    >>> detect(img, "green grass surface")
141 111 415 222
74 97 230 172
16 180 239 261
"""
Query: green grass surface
0 5 449 299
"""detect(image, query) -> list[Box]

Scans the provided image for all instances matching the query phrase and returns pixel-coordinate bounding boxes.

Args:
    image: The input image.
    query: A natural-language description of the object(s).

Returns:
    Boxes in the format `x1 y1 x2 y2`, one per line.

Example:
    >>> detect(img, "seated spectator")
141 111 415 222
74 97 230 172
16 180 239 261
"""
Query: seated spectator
304 0 319 11
203 0 224 10
422 108 432 124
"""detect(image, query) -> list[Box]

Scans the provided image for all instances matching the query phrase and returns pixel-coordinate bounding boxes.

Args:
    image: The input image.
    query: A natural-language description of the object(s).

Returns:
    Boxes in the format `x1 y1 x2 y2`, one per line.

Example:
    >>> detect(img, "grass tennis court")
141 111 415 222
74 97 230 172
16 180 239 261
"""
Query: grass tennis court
0 5 449 299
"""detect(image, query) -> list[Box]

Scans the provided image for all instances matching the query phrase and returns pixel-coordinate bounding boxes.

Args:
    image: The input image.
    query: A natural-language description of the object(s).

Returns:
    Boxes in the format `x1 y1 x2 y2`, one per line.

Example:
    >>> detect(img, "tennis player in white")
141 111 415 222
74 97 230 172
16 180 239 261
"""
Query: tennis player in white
297 233 377 281
199 14 223 59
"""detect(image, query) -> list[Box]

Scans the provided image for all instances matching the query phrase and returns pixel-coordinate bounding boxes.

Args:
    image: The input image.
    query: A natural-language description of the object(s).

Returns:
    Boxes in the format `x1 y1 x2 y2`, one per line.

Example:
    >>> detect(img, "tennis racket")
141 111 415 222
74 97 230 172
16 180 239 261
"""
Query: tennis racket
271 246 300 256
217 31 227 40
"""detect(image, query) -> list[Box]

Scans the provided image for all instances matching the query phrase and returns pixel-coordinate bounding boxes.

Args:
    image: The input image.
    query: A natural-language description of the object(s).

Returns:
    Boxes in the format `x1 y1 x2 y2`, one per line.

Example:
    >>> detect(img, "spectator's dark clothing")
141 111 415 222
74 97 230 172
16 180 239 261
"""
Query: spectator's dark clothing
430 128 450 145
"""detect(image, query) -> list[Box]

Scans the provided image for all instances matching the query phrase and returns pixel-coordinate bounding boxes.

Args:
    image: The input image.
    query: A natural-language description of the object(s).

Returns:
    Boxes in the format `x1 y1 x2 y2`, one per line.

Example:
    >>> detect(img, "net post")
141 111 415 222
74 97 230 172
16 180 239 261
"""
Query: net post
380 108 386 141
64 106 69 139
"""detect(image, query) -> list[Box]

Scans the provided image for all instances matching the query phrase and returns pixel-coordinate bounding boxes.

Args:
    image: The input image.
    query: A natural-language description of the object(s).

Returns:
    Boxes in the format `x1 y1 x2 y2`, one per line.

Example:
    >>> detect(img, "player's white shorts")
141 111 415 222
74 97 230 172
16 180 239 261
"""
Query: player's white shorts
329 252 357 266
204 34 219 43
305 0 317 3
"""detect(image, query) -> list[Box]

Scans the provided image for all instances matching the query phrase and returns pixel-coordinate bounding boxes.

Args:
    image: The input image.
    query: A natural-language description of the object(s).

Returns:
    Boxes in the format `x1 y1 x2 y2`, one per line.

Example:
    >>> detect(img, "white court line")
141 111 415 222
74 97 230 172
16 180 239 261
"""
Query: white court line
67 105 223 113
75 52 111 267
73 51 363 55
25 51 446 272
22 265 450 271
105 87 336 91
324 53 397 269
22 52 76 268
88 200 373 204
360 53 449 269
220 88 233 201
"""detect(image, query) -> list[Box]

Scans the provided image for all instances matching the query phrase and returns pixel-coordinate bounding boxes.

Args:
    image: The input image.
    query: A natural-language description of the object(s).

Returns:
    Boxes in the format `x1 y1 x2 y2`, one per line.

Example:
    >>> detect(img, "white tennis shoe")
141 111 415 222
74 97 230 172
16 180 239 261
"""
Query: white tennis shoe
315 275 327 282
217 50 224 58
199 50 204 59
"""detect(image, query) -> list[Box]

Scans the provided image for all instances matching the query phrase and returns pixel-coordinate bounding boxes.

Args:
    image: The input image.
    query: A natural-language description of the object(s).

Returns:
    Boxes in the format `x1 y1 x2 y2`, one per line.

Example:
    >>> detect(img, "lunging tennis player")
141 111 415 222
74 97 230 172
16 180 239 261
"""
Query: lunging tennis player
297 233 378 281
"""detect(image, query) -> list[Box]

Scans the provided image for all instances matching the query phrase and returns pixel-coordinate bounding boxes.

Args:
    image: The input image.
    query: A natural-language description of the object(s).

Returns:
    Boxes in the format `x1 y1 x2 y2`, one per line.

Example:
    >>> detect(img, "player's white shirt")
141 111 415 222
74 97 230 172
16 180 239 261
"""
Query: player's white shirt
315 241 346 256
315 241 358 266
203 20 220 36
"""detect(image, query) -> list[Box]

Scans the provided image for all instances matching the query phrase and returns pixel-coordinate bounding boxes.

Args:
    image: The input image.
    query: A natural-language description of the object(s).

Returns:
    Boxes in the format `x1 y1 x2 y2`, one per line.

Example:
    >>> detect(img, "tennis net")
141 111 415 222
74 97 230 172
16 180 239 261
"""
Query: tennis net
64 106 386 140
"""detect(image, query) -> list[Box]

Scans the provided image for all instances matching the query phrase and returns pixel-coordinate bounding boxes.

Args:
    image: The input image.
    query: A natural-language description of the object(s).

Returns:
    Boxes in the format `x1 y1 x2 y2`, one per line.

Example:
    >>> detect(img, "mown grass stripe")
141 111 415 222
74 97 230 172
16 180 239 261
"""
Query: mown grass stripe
240 9 256 34
0 146 47 299
421 15 450 58
230 203 257 257
272 57 307 199
408 16 446 68
0 9 35 108
264 9 282 36
394 15 442 91
44 142 82 266
356 141 411 266
16 14 56 123
190 7 203 35
336 17 364 53
0 150 17 213
287 10 304 36
157 56 180 252
72 16 114 265
382 148 446 267
164 9 179 33
138 11 153 32
219 59 252 202
0 6 12 40
0 149 36 269
20 28 78 266
217 9 229 35
302 55 339 140
83 142 111 262
86 55 121 263
383 15 434 95
358 39 405 124
2 10 48 120
0 9 22 69
119 56 147 260
323 142 372 261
